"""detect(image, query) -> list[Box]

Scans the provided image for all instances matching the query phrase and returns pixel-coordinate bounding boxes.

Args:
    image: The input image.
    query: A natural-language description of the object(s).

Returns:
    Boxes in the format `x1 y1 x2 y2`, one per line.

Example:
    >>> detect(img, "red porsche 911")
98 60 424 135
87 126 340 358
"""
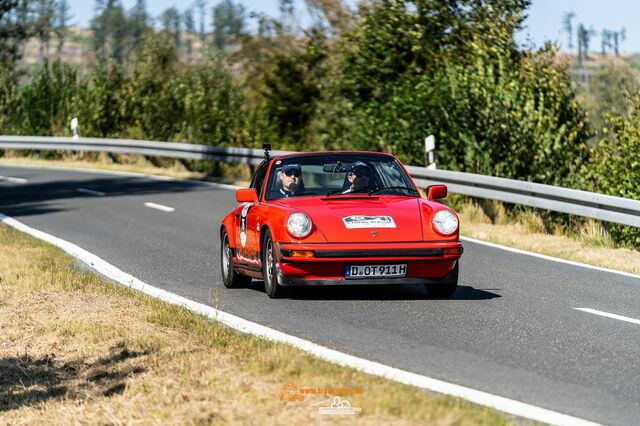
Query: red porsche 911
220 147 463 298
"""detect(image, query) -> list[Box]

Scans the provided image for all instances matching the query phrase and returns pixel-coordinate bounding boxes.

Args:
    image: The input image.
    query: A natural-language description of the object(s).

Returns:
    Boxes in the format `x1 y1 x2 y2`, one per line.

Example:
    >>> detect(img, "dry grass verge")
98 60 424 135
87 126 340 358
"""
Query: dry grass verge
0 224 511 425
457 201 640 275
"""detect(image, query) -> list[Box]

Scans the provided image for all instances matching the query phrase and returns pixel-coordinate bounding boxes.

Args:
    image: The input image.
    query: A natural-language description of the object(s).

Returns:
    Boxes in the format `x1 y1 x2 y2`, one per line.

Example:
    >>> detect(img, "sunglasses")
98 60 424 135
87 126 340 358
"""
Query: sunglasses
284 169 301 177
349 170 369 178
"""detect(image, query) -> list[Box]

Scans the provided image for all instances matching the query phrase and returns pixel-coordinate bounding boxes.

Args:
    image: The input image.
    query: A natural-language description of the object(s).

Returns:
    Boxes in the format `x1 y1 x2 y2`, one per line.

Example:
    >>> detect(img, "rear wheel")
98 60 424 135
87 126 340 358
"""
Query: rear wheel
262 230 286 298
426 262 459 298
221 229 251 288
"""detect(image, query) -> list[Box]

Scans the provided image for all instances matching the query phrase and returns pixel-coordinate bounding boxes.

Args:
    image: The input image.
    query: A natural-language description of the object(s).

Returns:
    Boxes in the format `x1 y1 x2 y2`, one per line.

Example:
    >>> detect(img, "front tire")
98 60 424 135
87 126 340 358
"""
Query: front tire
426 262 459 298
221 229 251 288
262 230 285 298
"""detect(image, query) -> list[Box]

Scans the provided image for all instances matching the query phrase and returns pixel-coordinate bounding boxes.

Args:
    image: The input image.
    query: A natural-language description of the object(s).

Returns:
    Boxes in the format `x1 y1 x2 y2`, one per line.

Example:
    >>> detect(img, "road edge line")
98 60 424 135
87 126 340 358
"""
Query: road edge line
0 212 601 426
460 236 640 281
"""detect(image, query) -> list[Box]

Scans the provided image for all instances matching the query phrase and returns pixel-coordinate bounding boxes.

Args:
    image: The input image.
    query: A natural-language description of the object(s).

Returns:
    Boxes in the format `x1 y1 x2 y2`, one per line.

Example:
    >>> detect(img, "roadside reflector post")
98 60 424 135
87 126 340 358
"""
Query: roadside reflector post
424 135 436 170
70 117 79 140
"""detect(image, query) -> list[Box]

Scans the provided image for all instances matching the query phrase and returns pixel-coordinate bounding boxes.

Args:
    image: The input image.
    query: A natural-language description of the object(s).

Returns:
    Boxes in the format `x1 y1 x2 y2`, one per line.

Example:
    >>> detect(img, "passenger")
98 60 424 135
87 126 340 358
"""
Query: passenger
343 161 372 193
279 164 303 197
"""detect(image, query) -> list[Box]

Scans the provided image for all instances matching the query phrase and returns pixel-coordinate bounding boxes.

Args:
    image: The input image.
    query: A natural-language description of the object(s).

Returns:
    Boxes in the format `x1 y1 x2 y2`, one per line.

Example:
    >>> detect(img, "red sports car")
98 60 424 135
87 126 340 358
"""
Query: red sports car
220 148 462 298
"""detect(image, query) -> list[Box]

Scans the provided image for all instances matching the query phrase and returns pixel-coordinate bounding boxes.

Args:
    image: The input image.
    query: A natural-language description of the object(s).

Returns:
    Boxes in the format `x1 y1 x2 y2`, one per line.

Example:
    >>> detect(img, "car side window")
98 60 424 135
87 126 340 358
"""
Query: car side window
250 161 268 200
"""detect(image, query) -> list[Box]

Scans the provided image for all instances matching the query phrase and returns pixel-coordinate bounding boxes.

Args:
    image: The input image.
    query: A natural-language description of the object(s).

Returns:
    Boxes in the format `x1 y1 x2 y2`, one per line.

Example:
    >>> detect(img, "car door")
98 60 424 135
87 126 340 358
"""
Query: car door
236 161 268 267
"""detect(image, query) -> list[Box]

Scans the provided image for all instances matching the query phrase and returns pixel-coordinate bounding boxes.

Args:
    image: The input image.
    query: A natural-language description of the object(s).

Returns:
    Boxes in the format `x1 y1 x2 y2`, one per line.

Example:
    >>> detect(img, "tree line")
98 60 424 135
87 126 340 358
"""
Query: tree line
562 11 626 63
0 0 638 248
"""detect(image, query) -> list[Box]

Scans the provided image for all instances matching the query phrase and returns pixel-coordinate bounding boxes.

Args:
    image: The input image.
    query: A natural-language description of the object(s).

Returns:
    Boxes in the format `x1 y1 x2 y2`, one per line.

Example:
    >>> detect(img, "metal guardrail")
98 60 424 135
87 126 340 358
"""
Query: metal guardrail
1 135 639 228
0 136 290 165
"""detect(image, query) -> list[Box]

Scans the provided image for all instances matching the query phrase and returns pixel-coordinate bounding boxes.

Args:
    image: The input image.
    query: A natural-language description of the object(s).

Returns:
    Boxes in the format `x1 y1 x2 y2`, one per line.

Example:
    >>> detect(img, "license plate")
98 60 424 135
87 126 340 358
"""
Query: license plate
345 264 407 279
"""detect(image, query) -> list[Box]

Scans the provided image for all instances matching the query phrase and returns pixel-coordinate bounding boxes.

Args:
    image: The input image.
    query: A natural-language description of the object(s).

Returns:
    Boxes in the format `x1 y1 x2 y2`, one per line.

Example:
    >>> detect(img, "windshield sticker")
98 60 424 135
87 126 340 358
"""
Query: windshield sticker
342 216 396 229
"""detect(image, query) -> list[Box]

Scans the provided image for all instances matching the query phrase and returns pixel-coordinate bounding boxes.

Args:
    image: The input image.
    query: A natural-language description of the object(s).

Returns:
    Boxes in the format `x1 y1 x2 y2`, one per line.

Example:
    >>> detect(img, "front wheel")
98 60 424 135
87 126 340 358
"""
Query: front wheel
262 230 286 298
221 229 251 288
426 262 459 298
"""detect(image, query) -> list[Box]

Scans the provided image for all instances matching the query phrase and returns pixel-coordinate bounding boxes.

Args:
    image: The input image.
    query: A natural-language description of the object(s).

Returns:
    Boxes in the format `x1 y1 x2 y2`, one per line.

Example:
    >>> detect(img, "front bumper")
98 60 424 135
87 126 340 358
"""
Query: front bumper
276 241 462 286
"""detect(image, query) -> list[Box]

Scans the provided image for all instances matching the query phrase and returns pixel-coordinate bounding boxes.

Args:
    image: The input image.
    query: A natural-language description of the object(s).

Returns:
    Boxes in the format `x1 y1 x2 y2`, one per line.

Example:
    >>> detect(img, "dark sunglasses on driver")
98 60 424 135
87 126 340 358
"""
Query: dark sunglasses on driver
284 169 301 177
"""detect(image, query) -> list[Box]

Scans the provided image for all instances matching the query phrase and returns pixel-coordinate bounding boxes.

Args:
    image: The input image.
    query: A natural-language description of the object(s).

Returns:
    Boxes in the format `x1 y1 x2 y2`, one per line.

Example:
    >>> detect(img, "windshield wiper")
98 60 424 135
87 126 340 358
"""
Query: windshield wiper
325 188 371 196
368 186 420 196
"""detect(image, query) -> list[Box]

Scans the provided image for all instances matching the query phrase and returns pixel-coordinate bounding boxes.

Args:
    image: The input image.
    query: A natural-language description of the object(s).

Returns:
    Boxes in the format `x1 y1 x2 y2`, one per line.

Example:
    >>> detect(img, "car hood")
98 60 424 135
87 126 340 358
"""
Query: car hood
275 196 424 243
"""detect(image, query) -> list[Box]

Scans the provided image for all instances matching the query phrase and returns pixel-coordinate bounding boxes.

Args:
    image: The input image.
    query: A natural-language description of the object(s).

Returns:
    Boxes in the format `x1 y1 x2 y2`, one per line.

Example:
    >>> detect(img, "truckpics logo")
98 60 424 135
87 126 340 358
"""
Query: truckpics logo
316 396 362 415
342 215 396 229
279 382 364 416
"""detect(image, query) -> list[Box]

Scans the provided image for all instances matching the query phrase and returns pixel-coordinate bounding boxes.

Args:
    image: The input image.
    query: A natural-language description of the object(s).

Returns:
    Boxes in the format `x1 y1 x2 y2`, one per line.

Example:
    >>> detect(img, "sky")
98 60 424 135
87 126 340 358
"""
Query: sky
66 0 640 53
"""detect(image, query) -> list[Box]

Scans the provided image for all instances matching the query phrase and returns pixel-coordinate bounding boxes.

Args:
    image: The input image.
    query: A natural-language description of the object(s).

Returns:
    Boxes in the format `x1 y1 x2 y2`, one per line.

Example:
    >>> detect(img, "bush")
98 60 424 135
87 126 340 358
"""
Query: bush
588 92 640 247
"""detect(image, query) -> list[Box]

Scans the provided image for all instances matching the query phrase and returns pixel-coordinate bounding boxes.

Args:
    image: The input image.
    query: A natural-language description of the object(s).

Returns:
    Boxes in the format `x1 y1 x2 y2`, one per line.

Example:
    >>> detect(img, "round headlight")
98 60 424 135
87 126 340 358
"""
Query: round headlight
432 210 458 235
287 212 312 238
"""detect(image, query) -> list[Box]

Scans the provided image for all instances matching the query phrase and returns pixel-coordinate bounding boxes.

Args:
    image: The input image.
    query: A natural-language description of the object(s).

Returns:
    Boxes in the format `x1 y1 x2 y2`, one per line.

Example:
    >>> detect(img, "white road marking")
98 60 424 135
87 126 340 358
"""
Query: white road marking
144 202 175 212
0 175 27 183
575 308 640 326
0 212 603 426
461 236 640 282
77 188 106 196
0 162 240 190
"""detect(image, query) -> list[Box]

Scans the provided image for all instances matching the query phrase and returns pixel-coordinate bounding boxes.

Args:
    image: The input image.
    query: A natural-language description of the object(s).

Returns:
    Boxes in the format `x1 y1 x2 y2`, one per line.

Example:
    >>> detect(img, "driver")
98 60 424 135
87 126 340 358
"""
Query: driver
279 164 303 197
343 161 372 193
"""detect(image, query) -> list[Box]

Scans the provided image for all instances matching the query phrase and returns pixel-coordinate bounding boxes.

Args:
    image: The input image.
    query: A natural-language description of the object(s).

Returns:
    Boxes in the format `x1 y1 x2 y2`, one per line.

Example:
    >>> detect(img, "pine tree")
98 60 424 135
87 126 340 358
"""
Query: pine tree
183 8 194 57
196 0 206 46
561 11 575 50
212 0 245 51
0 0 37 69
160 7 181 48
91 0 127 64
600 29 610 56
129 0 148 52
55 0 73 55
37 0 55 60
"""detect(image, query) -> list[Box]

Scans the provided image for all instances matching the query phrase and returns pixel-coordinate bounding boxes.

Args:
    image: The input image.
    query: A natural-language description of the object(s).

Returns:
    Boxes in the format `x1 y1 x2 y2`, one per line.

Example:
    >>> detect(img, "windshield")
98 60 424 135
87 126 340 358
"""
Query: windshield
265 153 418 200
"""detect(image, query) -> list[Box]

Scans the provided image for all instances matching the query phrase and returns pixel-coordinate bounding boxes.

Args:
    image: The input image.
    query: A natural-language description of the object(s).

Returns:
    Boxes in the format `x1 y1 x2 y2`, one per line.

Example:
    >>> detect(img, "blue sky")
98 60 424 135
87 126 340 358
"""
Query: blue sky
66 0 639 53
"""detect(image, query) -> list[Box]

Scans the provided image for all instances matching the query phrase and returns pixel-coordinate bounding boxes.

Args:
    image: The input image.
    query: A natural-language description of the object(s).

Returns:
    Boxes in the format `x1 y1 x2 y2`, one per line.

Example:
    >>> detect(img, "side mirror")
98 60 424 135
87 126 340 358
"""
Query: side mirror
427 185 447 201
236 188 258 203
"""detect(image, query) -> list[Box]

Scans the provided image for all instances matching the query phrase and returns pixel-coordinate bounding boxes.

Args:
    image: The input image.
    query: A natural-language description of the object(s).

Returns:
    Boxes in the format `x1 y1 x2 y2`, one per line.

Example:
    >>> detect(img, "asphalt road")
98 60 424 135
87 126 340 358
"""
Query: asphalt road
2 164 639 425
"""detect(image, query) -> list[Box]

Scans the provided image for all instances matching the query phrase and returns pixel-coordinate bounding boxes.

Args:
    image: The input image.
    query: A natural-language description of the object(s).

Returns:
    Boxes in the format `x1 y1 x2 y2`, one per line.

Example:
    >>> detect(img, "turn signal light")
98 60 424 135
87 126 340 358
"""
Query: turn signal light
290 250 315 258
443 247 462 256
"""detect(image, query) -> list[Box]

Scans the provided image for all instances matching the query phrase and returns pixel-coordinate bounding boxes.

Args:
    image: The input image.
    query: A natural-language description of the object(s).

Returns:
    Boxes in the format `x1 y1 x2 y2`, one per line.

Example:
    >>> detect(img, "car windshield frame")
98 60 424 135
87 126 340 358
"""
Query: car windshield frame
264 152 419 201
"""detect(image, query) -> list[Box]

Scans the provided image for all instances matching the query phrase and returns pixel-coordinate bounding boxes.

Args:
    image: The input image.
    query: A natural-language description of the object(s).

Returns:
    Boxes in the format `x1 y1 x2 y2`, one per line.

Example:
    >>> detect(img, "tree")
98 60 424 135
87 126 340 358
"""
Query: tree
183 8 194 56
589 92 640 248
196 0 206 46
55 0 73 55
261 28 328 142
91 0 127 64
561 10 575 50
19 59 81 136
332 1 590 183
303 0 352 34
37 0 55 60
129 0 148 52
160 6 181 48
577 23 595 63
0 0 38 69
600 29 611 56
611 28 625 56
212 0 245 51
581 61 638 133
